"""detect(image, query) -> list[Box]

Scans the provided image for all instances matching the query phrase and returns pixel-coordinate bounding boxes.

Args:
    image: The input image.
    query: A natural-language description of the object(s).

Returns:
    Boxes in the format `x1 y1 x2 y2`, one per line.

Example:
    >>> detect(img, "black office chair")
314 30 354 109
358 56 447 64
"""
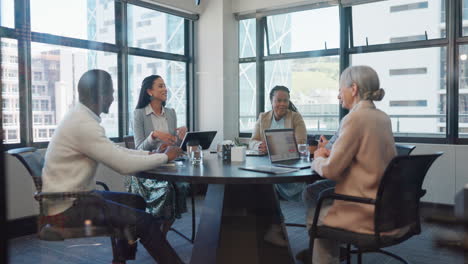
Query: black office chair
123 135 196 243
7 147 136 261
395 144 416 156
309 152 443 264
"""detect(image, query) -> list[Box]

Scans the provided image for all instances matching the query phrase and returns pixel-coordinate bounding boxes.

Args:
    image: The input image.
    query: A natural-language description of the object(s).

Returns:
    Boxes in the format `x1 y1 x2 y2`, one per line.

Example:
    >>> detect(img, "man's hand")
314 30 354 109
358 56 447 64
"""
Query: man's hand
164 146 183 161
156 143 170 153
318 135 329 149
152 130 177 145
314 147 330 159
258 141 267 154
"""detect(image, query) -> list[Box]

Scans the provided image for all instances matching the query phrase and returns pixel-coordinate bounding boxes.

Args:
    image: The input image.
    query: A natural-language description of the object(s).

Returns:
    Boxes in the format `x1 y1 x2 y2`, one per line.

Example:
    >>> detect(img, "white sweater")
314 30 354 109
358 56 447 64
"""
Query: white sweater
42 103 168 215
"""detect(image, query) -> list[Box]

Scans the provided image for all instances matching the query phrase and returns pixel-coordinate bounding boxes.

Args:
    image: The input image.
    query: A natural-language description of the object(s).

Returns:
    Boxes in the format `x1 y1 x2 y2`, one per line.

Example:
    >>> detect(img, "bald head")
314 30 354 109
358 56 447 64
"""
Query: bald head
78 69 114 114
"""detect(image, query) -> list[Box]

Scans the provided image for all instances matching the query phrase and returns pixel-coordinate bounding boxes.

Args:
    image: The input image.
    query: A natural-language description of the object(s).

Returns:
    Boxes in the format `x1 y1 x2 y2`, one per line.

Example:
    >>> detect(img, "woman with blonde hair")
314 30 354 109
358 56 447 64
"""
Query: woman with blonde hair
301 65 396 263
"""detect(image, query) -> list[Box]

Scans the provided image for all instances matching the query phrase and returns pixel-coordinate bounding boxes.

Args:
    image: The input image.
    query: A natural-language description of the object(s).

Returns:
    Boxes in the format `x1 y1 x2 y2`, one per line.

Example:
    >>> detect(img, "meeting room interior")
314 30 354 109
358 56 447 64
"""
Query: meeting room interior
2 0 468 263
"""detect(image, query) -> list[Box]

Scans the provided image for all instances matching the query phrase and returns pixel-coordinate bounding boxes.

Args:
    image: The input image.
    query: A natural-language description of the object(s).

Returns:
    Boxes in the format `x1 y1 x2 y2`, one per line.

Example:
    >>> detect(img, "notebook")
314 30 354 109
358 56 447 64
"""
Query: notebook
239 165 299 175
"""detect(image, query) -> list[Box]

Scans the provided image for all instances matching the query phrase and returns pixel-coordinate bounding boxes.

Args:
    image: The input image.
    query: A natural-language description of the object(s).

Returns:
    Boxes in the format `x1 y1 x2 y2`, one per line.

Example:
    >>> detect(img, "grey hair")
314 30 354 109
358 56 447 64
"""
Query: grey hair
340 65 385 101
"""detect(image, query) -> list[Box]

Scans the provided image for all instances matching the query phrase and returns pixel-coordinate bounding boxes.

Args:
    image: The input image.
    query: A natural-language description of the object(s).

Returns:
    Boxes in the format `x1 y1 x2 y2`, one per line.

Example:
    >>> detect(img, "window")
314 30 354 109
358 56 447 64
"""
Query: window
353 0 444 46
351 47 446 137
38 129 47 138
136 20 151 27
31 43 119 142
30 0 115 43
459 45 468 137
44 115 52 125
3 114 14 124
1 39 20 144
239 6 340 135
390 2 429 13
266 7 339 54
2 1 194 147
33 114 42 124
33 72 42 81
239 63 257 133
390 35 427 43
7 129 18 140
390 100 428 107
128 4 185 54
389 68 428 75
0 0 14 28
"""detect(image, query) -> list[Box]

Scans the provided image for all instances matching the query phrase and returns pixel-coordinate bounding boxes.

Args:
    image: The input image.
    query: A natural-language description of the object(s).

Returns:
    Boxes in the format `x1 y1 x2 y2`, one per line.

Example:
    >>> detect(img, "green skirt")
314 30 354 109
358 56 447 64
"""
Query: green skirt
126 176 189 221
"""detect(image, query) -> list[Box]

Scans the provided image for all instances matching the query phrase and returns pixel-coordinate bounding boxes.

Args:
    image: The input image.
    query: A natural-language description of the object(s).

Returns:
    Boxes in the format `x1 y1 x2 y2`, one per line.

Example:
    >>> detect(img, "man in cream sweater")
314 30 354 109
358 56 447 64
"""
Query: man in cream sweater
42 69 183 264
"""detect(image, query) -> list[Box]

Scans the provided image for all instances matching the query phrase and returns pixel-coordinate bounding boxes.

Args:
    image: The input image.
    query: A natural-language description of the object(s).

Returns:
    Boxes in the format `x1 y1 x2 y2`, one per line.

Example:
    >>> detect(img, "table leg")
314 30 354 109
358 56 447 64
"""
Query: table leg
190 184 295 264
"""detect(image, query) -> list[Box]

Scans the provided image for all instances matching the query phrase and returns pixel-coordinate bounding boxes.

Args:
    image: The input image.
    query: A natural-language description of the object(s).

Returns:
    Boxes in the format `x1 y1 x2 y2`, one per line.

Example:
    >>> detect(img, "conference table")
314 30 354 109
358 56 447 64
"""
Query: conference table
137 153 320 264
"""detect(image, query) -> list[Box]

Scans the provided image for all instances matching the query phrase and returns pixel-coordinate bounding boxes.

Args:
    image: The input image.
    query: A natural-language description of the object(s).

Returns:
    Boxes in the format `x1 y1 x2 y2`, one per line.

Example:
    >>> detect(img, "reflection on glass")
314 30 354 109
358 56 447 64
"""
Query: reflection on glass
264 56 340 133
0 0 15 28
459 45 468 137
266 6 339 54
127 55 187 133
353 0 444 46
30 42 118 142
30 0 115 43
239 63 256 133
351 47 446 137
128 4 185 55
1 39 20 144
239 19 256 58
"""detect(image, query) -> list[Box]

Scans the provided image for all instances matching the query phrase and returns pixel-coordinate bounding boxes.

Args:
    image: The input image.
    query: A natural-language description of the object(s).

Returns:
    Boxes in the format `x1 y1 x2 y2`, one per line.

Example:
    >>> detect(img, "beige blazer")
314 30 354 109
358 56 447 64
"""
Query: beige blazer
312 100 396 234
249 110 307 150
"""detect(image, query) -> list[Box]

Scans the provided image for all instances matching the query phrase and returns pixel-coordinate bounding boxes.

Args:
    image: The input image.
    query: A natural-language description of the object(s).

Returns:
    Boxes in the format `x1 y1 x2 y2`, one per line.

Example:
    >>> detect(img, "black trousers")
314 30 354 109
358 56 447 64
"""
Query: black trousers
59 190 183 264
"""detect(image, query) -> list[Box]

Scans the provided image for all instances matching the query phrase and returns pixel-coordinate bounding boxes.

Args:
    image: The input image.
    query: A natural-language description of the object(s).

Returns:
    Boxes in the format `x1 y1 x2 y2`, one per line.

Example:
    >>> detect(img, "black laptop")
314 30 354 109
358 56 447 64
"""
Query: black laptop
264 128 311 169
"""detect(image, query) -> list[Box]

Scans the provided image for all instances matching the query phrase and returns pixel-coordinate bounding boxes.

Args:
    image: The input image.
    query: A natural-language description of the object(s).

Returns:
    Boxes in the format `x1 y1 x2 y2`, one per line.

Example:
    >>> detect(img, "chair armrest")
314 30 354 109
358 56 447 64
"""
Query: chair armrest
310 191 376 236
34 191 98 201
95 181 110 191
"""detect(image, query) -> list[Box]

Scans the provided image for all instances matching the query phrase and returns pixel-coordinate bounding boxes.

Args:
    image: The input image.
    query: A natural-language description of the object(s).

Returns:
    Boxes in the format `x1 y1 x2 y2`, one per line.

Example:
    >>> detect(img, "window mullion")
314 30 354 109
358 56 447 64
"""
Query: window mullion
15 0 33 146
256 17 265 117
115 0 128 139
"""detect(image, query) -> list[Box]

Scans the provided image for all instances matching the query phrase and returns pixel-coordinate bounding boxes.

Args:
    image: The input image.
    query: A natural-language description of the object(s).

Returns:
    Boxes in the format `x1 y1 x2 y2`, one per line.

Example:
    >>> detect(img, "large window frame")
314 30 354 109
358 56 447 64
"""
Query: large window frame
0 0 197 149
238 0 468 144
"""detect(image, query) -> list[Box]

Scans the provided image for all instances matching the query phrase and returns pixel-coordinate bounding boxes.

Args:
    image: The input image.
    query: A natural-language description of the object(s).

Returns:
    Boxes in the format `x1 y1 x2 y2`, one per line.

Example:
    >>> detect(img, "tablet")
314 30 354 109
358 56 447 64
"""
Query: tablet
179 131 217 151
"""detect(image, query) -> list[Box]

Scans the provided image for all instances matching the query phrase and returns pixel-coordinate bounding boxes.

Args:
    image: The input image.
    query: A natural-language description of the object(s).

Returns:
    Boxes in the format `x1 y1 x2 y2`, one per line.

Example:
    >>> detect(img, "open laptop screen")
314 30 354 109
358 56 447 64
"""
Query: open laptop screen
264 129 300 162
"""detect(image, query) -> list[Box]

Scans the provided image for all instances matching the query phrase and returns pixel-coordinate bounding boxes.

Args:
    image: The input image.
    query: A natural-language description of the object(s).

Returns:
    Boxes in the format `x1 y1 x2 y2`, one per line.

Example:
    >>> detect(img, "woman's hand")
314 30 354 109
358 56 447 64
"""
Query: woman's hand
176 126 187 141
152 131 177 145
314 147 330 159
318 135 329 149
258 141 267 153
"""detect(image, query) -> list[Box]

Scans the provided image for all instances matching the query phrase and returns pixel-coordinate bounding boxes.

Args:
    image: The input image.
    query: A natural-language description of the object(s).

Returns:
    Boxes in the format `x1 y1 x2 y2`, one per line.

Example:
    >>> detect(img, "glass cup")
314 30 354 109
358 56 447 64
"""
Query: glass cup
298 143 310 161
188 145 203 165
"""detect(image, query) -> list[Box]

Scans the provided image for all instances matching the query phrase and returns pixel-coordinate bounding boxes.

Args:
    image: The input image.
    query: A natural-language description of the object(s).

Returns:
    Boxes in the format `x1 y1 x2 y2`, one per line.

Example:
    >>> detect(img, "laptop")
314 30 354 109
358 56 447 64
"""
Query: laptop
179 131 217 151
264 128 311 169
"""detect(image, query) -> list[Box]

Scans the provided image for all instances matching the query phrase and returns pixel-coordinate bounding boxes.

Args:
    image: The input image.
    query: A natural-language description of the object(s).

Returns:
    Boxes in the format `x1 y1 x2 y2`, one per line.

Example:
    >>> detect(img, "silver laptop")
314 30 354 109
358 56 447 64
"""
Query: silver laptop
264 129 311 169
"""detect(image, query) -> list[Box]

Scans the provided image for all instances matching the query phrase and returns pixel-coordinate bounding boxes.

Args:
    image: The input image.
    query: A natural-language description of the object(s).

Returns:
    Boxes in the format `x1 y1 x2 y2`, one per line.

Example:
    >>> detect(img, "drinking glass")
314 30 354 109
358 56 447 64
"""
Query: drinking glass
298 144 309 160
188 145 203 165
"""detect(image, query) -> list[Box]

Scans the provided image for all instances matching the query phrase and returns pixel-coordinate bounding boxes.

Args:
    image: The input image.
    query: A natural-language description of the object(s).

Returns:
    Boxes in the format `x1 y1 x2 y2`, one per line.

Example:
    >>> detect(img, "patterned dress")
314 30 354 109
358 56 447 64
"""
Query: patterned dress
128 105 189 221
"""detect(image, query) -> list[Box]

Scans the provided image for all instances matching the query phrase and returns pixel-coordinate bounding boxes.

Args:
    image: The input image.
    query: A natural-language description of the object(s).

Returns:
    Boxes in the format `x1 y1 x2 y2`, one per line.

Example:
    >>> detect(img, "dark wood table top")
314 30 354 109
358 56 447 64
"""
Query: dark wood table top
136 152 320 184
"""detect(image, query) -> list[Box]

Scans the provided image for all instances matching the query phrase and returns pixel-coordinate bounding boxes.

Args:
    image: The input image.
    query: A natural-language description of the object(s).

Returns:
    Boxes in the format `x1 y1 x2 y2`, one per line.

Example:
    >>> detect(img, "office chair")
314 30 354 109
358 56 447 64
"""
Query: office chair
395 144 416 156
309 152 443 264
7 147 136 262
123 135 196 243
